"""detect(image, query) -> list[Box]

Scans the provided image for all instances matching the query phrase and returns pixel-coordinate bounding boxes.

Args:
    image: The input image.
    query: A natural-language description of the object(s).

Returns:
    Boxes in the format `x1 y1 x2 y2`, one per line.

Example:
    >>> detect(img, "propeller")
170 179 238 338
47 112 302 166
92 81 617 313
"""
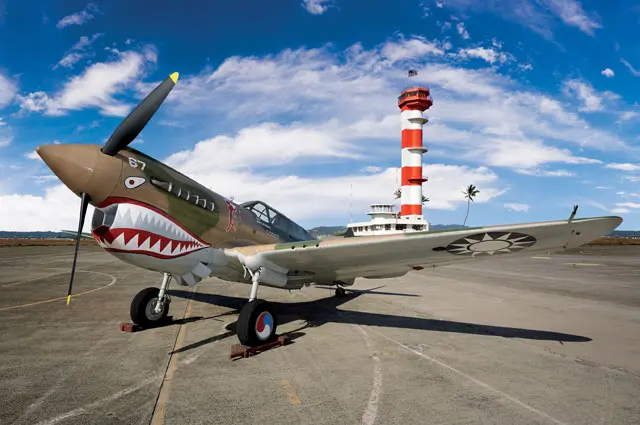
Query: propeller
101 72 179 156
66 192 91 305
64 71 179 304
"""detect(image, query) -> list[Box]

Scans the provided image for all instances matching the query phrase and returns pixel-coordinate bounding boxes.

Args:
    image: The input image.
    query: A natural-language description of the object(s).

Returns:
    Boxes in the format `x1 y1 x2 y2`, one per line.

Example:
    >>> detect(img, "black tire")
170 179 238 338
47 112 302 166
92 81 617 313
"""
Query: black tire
236 299 278 347
130 287 169 328
335 287 346 297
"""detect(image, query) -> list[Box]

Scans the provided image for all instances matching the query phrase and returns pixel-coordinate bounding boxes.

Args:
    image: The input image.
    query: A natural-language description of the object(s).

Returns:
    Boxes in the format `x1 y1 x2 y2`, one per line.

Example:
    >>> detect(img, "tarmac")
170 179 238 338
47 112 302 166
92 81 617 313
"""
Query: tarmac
0 244 639 425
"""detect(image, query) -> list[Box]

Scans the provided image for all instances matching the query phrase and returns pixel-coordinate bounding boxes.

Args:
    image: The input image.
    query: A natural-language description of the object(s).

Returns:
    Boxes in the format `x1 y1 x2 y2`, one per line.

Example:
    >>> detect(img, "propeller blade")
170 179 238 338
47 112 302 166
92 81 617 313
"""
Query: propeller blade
67 192 91 305
101 72 179 156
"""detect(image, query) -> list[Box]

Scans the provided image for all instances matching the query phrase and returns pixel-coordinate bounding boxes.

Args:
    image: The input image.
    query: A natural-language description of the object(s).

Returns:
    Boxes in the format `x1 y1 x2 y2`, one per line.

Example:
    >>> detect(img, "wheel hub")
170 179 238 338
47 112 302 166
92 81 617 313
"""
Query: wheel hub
145 297 165 321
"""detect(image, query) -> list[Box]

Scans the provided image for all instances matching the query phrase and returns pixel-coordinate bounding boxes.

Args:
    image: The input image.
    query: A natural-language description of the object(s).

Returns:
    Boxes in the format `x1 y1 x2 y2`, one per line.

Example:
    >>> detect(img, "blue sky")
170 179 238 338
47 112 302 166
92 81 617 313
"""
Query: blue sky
0 0 639 231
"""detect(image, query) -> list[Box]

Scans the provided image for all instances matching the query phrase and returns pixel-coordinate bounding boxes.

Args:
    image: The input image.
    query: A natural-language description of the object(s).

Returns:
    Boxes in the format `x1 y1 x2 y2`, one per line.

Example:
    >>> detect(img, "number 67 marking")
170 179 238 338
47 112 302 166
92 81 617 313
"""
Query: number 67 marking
128 157 146 170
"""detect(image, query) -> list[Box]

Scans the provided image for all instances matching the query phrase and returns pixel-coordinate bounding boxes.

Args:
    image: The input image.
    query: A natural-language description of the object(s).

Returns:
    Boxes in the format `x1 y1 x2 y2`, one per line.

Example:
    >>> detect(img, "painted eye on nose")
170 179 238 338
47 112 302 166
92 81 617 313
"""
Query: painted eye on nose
125 176 146 189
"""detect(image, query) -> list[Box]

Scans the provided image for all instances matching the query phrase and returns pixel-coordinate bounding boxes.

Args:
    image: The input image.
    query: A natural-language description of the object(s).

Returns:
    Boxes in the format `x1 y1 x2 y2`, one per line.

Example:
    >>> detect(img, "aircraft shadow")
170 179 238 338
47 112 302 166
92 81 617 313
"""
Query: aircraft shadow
168 287 591 353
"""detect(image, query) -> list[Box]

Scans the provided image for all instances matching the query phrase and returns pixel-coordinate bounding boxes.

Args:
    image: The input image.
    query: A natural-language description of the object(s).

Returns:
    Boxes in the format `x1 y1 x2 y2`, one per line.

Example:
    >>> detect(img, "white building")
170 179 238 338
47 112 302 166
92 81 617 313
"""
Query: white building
346 204 429 236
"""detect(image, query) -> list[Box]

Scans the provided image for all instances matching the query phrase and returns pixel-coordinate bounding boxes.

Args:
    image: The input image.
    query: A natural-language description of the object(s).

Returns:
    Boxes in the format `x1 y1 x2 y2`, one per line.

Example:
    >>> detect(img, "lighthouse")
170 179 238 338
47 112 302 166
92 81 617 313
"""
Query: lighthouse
398 87 432 219
344 86 432 237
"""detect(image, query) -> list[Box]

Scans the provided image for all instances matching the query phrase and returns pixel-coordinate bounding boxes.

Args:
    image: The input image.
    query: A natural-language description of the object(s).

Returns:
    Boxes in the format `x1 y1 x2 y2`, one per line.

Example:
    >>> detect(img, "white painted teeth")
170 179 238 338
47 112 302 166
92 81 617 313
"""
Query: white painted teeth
103 203 206 257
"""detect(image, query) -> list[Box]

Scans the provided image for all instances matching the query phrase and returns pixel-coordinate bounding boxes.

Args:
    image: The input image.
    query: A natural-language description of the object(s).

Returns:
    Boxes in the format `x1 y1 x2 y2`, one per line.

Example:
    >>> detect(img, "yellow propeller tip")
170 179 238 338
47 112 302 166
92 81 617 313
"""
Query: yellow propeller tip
66 295 71 305
169 72 179 84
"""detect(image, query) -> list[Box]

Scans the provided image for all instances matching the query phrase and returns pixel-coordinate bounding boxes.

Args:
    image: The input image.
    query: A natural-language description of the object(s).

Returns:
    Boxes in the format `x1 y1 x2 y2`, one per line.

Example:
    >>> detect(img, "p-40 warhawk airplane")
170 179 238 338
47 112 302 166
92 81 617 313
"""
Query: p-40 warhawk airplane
38 72 622 347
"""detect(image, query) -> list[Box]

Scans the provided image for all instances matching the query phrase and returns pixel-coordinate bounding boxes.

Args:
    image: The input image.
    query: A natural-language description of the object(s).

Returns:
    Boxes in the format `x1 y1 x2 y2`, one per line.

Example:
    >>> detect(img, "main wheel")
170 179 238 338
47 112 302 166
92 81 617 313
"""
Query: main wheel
335 286 346 297
236 299 278 347
130 287 169 328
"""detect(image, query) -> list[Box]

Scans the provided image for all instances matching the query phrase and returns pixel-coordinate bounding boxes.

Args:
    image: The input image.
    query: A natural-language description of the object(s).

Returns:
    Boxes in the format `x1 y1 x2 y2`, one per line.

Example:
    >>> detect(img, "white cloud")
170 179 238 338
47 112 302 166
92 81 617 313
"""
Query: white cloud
56 53 84 69
542 0 601 35
0 117 12 147
361 166 382 173
516 168 575 177
0 185 95 232
504 203 530 212
472 137 600 169
25 150 40 160
621 58 640 77
618 111 639 122
156 37 628 178
302 0 331 15
543 170 575 177
163 122 506 221
380 36 446 63
456 22 470 39
562 79 619 112
18 45 157 116
616 202 640 209
457 47 509 64
56 2 98 29
54 33 103 69
166 122 359 172
611 208 630 214
595 186 611 189
435 0 600 39
519 63 533 71
605 163 640 171
0 72 18 108
624 176 640 182
438 21 452 31
601 68 614 78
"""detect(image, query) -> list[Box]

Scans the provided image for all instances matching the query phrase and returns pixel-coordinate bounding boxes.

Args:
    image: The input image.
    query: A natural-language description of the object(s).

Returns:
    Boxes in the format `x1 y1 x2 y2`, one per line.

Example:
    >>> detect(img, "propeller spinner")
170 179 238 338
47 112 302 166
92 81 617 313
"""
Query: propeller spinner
61 71 179 305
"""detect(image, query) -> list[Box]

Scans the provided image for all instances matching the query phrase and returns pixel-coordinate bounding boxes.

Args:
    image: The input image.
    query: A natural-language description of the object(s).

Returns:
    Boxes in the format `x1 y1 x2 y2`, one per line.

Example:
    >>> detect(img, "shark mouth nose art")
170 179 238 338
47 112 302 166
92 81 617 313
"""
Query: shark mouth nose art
91 200 208 259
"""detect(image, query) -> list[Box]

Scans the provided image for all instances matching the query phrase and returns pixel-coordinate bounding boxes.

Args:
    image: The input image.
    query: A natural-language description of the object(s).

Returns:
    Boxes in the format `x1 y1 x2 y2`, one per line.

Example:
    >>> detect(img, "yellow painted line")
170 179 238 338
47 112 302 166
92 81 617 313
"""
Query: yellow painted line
0 271 117 312
279 380 301 405
565 263 601 267
150 288 195 425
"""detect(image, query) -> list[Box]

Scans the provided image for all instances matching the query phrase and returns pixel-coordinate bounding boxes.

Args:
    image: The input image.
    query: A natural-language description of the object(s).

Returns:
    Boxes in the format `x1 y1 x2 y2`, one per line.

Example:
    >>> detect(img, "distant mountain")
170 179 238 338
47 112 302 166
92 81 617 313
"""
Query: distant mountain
0 231 77 239
308 226 347 238
430 224 468 231
609 230 640 239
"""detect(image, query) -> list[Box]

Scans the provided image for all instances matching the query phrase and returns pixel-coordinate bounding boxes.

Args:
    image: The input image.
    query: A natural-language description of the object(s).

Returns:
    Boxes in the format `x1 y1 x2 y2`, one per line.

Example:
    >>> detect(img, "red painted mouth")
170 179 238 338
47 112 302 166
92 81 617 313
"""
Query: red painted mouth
92 197 209 259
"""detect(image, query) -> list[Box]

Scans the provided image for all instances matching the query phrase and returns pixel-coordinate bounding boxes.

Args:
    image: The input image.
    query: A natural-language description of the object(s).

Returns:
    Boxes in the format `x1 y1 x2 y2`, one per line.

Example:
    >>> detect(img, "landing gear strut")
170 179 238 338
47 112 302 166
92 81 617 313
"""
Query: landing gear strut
130 273 171 328
237 267 278 347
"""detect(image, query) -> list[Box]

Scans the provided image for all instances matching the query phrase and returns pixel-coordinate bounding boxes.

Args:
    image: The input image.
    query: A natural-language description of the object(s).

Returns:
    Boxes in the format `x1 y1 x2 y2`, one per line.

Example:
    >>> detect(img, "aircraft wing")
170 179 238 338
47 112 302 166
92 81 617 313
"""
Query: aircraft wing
228 216 621 286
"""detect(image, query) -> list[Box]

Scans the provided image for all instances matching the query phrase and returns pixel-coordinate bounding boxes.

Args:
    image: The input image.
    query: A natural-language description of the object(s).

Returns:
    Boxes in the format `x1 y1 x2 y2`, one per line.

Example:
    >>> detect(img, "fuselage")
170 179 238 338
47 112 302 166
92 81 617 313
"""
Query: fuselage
37 143 314 278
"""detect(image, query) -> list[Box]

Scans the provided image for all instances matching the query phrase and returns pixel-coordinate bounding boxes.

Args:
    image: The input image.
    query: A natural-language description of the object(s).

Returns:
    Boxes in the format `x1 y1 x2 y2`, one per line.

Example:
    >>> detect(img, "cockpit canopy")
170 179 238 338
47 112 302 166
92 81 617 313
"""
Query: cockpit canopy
240 200 314 242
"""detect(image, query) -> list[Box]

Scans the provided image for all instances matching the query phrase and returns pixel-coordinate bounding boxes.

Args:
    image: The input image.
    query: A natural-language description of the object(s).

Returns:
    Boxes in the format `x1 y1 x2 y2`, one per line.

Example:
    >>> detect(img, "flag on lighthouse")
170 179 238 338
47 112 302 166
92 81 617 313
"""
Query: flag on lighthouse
408 69 418 77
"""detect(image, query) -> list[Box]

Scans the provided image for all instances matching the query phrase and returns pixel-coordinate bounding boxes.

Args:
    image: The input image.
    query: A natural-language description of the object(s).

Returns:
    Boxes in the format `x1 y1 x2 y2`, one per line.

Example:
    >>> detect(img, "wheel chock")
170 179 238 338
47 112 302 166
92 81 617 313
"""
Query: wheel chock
229 335 289 359
119 322 142 332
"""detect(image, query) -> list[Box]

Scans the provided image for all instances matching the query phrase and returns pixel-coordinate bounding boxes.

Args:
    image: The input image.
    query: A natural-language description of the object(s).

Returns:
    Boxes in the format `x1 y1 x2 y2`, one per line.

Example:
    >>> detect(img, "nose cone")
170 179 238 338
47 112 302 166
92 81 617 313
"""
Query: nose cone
36 143 123 205
37 144 96 196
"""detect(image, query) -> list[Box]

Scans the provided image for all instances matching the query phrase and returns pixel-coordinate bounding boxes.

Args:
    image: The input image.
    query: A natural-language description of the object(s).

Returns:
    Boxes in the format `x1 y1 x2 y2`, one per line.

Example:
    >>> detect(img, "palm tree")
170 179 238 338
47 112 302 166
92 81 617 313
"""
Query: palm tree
462 184 480 226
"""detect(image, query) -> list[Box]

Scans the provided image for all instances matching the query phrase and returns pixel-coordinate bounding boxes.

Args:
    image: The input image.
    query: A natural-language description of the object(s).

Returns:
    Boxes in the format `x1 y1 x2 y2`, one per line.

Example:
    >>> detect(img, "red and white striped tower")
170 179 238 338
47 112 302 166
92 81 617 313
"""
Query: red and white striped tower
398 87 432 219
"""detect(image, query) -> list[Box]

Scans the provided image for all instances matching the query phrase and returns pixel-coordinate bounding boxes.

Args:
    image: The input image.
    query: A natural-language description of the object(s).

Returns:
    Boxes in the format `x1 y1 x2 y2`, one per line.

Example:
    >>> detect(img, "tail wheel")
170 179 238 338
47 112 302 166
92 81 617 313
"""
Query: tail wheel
130 287 169 328
237 299 278 347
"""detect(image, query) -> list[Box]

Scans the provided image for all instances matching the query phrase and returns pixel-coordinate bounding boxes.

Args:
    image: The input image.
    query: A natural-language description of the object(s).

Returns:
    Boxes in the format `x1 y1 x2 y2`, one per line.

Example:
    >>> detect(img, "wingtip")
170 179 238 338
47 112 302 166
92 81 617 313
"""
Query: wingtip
169 72 179 84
